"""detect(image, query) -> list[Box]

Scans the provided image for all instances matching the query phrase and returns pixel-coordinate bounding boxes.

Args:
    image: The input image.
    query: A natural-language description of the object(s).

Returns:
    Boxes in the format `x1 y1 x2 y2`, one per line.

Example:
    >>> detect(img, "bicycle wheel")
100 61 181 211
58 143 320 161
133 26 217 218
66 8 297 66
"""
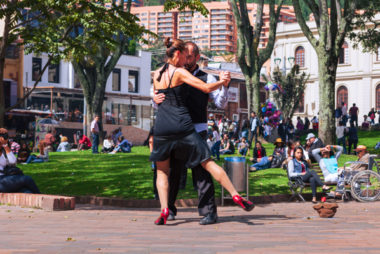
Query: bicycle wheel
351 170 380 202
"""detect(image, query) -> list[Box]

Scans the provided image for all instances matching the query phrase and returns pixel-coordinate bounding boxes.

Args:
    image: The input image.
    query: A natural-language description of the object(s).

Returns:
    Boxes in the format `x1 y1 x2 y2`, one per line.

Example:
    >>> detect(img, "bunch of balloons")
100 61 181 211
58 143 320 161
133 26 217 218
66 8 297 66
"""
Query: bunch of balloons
264 82 283 93
261 100 282 127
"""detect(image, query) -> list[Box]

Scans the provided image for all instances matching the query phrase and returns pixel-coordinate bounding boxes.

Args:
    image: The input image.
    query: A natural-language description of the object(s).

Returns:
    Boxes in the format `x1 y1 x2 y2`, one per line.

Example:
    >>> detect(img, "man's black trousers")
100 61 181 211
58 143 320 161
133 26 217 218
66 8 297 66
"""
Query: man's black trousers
168 130 217 216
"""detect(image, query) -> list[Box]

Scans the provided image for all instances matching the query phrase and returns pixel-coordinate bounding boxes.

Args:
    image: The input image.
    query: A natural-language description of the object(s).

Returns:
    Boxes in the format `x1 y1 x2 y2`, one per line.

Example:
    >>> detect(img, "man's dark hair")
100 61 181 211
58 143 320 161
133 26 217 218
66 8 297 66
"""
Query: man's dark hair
185 41 199 56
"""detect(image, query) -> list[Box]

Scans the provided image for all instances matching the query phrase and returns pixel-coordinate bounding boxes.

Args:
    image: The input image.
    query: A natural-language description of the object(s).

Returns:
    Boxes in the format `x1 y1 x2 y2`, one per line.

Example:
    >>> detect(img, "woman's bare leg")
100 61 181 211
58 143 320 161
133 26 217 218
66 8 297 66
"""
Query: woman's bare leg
201 159 239 197
156 159 170 210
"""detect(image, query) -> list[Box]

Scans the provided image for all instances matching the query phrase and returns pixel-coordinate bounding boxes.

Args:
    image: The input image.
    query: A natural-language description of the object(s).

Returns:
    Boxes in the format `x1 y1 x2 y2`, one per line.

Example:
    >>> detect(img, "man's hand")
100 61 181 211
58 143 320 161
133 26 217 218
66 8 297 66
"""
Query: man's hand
153 90 165 105
219 71 231 87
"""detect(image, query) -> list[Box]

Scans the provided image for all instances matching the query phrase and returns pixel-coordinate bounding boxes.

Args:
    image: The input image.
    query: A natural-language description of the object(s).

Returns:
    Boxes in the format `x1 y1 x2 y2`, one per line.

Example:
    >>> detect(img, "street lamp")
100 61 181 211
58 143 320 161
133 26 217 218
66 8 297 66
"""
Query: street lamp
274 56 295 75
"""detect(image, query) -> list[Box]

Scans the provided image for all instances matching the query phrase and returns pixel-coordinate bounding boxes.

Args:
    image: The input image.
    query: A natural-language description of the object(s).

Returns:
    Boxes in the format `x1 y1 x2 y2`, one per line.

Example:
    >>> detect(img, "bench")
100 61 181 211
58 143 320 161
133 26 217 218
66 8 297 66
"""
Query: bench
0 193 75 210
286 162 336 202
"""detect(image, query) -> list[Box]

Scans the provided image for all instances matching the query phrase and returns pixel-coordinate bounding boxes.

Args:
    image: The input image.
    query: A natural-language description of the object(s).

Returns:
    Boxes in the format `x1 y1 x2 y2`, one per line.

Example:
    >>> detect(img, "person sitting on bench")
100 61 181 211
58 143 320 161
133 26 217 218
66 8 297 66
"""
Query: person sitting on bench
288 146 331 203
312 145 343 183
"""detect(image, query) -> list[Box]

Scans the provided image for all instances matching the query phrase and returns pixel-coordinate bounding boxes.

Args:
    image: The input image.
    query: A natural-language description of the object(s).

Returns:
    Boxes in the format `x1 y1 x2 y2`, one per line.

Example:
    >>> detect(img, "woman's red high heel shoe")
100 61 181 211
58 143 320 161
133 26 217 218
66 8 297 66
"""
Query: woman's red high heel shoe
233 195 255 211
154 208 169 225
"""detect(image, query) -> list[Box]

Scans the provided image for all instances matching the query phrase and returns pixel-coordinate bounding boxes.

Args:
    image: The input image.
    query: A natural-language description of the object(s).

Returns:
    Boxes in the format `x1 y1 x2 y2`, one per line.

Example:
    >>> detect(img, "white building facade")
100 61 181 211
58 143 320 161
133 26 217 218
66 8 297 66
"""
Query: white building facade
272 20 380 125
23 50 152 131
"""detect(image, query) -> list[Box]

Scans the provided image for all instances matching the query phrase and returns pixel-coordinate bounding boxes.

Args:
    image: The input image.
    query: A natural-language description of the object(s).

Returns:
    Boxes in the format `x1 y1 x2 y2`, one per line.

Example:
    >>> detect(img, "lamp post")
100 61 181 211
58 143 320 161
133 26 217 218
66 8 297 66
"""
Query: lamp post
274 56 295 75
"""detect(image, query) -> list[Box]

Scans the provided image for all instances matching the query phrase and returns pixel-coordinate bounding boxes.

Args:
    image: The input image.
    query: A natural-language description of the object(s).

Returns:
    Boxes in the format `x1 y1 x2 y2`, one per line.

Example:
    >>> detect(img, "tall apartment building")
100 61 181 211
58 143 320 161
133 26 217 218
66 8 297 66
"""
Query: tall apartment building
131 1 296 53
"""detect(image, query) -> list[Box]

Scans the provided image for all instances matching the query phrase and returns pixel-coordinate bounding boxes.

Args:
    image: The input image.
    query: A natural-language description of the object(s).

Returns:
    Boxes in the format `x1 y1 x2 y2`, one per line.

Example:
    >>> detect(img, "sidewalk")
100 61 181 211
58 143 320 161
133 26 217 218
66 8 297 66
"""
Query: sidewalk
0 201 379 253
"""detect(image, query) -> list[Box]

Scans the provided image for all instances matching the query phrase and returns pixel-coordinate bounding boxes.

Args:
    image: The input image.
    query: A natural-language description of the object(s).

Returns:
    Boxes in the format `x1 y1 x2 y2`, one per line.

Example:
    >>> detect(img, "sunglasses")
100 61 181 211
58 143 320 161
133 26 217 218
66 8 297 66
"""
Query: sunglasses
0 133 8 140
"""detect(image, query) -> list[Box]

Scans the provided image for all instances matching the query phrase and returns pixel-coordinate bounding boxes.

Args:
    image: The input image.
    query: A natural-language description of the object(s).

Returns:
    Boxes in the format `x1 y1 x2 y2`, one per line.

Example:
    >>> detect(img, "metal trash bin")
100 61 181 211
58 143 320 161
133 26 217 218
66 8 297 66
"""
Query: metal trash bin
221 157 249 206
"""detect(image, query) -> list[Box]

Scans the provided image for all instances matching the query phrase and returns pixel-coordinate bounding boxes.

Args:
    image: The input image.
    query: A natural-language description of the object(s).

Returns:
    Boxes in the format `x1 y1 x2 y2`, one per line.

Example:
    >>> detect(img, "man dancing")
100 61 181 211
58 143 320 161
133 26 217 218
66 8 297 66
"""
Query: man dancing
154 42 229 225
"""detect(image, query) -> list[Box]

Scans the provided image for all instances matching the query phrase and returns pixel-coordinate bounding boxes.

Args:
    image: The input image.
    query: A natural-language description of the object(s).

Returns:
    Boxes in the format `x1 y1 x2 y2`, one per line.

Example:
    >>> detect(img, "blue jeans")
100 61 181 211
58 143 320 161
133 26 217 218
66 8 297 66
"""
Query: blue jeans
92 133 99 153
26 155 44 164
114 145 131 153
337 137 347 154
239 147 248 156
211 141 221 160
251 156 271 170
0 175 40 193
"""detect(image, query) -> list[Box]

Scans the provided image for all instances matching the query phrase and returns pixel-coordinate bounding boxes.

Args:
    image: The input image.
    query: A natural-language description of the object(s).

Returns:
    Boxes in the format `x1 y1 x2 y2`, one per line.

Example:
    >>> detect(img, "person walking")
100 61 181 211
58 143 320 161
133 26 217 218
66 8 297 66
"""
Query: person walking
90 115 100 154
151 38 253 225
347 121 358 155
349 103 359 127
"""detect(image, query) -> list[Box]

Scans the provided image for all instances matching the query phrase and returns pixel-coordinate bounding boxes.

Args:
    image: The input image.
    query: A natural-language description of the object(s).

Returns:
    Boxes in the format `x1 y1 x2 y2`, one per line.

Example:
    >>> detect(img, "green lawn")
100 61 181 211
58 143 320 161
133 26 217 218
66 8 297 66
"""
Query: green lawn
18 130 380 200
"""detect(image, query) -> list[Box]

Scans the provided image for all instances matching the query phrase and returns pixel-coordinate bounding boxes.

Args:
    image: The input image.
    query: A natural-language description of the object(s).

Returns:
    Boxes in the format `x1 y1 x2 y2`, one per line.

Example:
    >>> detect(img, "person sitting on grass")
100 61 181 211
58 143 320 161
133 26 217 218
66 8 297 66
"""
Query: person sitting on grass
17 142 31 164
102 135 115 153
249 141 266 163
25 141 49 164
78 134 91 150
0 128 40 193
57 136 71 152
109 136 132 154
9 139 20 155
287 146 331 203
219 134 234 155
238 137 249 156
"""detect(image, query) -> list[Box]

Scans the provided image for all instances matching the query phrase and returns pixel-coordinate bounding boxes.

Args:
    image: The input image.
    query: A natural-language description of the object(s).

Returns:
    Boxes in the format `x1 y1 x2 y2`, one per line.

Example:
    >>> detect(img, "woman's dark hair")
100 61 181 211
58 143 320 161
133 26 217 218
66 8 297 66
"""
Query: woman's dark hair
212 125 219 132
255 141 262 147
293 146 304 159
156 38 185 82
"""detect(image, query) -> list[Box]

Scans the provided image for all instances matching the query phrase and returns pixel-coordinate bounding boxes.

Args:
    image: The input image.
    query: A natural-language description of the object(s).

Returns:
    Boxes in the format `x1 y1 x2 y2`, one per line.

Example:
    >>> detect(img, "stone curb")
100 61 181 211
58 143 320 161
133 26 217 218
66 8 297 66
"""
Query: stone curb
75 193 318 208
0 193 75 211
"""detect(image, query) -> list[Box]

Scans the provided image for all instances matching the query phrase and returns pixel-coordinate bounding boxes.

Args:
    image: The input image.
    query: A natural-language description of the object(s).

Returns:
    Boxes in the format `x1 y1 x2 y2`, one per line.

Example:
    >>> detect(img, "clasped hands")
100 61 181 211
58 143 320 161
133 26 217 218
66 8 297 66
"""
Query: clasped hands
219 71 231 87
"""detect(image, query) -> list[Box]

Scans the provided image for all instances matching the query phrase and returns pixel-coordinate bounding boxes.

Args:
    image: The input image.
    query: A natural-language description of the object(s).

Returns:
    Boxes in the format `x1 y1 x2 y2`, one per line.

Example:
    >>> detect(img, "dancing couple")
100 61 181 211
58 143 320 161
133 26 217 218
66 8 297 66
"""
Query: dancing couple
150 38 254 225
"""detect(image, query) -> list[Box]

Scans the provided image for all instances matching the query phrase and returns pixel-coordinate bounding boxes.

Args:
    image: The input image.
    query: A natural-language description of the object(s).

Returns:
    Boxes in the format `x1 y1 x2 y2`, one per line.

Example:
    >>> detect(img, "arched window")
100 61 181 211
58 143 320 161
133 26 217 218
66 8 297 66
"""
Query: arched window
377 84 380 110
339 42 349 64
295 46 305 67
337 86 348 107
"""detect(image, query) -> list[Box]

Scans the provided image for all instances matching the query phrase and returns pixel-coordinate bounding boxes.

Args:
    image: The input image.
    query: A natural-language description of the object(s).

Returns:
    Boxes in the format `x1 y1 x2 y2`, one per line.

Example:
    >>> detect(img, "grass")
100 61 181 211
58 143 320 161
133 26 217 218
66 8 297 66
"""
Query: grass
18 130 380 200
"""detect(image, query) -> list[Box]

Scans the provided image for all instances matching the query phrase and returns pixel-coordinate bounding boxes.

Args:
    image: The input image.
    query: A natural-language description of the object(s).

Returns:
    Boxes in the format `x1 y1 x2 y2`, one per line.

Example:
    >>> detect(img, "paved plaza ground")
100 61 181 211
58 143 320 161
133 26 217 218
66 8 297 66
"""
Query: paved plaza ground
0 201 380 253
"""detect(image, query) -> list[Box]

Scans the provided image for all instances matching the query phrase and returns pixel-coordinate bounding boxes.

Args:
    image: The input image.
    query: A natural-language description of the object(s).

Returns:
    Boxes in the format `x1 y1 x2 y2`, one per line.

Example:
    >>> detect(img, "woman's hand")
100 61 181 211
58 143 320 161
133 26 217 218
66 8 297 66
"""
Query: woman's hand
219 71 231 86
0 137 7 146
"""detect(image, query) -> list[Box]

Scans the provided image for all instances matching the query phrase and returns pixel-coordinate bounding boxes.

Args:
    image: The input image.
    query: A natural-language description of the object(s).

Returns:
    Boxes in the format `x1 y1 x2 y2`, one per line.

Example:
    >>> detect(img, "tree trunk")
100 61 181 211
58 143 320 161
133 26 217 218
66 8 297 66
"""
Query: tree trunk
317 53 337 144
251 74 261 115
84 80 105 140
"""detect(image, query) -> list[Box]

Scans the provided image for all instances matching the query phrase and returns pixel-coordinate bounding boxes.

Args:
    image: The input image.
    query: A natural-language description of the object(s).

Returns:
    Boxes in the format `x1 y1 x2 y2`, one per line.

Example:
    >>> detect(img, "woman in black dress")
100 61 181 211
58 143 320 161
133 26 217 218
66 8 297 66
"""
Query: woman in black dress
151 38 253 225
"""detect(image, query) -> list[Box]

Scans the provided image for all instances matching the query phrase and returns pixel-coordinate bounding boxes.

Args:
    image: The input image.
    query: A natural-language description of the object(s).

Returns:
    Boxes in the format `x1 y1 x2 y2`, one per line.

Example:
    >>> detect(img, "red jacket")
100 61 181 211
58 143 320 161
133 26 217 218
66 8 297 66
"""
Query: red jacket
79 135 92 148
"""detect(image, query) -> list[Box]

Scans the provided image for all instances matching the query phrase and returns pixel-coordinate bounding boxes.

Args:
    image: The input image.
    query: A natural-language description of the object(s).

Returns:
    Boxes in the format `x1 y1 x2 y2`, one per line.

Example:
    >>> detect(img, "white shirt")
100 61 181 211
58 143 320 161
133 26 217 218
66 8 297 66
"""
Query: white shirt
103 139 114 149
91 120 99 133
342 105 347 116
193 68 229 133
336 126 346 139
0 151 17 175
213 130 221 142
250 118 258 131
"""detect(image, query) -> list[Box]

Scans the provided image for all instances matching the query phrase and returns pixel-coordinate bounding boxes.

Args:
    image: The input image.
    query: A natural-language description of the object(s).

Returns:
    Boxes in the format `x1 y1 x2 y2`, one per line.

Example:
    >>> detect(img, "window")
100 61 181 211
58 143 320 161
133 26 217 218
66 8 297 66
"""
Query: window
32 57 42 81
337 86 348 107
112 69 121 92
377 84 380 110
377 47 380 61
5 44 19 59
295 46 305 67
339 42 349 64
128 70 139 93
48 63 60 83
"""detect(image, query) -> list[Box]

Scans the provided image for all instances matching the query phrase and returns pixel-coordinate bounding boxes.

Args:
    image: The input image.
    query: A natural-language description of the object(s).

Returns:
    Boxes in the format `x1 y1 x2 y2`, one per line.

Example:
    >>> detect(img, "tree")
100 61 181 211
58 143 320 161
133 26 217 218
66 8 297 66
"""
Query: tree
71 1 208 134
0 0 149 127
265 65 309 120
291 0 378 144
229 0 284 115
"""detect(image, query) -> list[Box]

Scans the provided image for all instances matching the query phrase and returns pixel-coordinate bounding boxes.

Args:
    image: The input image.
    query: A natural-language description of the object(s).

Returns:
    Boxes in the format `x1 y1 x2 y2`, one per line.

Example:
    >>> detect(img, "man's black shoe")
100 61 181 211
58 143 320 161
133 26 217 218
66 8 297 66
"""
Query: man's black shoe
167 210 175 221
199 213 218 225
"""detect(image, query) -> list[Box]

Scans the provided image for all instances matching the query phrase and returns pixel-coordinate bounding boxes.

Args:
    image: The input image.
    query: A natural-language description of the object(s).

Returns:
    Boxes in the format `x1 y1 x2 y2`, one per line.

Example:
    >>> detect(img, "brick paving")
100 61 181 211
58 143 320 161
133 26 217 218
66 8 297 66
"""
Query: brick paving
0 201 380 253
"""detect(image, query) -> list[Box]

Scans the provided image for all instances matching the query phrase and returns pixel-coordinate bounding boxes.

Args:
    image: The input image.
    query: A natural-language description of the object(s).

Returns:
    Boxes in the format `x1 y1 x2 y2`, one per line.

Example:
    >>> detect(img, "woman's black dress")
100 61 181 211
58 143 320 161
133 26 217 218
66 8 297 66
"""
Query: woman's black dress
150 69 211 168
